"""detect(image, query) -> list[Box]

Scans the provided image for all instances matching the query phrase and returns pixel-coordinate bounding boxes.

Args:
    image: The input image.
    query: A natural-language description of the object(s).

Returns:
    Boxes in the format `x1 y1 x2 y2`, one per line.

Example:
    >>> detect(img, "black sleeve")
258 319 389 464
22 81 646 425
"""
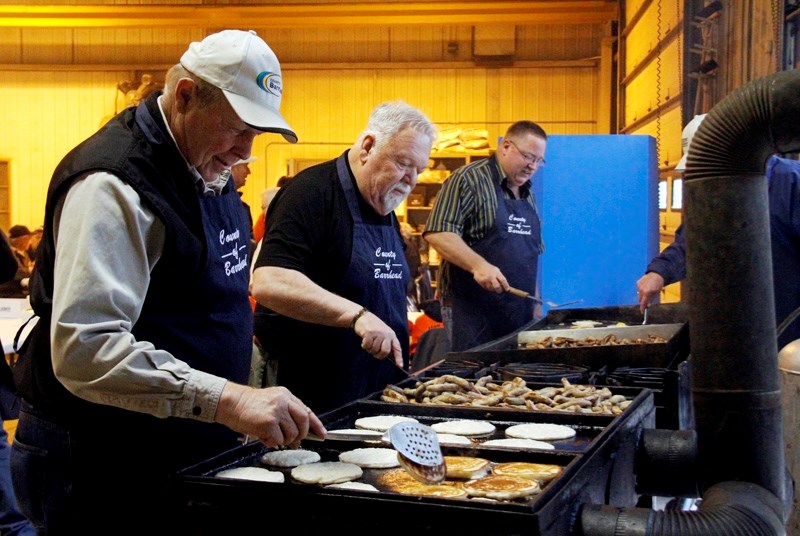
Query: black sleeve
0 230 19 284
255 161 351 285
645 223 687 285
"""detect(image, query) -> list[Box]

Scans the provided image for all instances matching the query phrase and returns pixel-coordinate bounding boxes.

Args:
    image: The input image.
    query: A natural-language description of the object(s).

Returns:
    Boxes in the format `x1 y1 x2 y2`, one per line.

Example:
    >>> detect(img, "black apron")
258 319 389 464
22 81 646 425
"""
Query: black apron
332 154 409 404
450 160 541 350
272 155 408 415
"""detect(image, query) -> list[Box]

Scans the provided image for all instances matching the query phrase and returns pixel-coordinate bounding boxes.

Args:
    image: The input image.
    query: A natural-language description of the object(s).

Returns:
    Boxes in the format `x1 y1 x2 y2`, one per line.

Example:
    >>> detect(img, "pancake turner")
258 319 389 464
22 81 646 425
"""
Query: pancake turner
306 421 445 484
389 421 446 485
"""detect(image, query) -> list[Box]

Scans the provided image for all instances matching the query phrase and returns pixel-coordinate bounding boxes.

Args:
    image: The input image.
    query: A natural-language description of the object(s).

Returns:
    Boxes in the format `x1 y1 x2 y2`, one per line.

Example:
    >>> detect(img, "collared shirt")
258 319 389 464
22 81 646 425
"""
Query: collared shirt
423 155 541 300
156 95 226 196
47 98 227 423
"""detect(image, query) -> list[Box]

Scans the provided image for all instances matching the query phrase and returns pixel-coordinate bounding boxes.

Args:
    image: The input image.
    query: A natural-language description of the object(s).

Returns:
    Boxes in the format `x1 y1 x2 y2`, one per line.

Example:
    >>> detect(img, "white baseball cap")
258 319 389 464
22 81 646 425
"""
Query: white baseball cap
181 30 297 143
675 114 707 171
235 156 257 165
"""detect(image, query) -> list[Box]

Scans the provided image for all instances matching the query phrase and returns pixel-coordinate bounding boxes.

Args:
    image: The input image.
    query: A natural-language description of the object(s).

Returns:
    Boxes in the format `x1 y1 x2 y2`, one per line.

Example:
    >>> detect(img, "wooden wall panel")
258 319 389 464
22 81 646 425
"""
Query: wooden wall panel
516 24 605 60
624 0 682 77
0 71 125 230
625 38 682 127
2 24 604 67
716 0 781 99
0 14 607 229
0 62 598 230
0 29 21 64
20 28 74 64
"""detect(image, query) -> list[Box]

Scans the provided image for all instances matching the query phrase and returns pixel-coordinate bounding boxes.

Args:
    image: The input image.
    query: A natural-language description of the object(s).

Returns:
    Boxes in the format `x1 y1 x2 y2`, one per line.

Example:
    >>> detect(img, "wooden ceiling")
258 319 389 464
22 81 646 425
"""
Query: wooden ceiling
0 1 619 29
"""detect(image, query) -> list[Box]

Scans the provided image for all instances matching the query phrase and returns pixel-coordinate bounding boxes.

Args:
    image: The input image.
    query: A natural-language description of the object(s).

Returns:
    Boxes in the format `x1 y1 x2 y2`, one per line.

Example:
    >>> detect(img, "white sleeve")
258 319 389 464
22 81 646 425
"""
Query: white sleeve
50 171 226 421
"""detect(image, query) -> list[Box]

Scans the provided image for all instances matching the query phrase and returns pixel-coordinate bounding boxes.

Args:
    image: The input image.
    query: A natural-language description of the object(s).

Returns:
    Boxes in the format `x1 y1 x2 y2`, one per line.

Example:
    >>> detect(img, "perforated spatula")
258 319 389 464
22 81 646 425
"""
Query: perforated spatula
306 421 445 484
389 421 446 484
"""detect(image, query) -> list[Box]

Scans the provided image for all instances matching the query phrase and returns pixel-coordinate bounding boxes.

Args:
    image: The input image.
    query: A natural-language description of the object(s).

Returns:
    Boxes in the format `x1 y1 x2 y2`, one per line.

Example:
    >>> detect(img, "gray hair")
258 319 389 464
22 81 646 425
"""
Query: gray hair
358 101 437 152
164 63 225 107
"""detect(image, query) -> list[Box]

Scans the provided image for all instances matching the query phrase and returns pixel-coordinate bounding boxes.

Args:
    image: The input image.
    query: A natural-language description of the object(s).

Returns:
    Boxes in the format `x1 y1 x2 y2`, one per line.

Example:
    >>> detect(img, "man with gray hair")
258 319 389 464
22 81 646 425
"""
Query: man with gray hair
251 101 436 414
11 30 324 532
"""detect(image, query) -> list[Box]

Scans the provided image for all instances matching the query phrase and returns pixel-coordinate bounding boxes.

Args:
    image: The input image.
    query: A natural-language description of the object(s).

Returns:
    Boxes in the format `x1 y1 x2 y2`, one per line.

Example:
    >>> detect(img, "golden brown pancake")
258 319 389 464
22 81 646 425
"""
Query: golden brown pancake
443 456 491 479
492 462 563 483
378 469 467 498
463 474 541 500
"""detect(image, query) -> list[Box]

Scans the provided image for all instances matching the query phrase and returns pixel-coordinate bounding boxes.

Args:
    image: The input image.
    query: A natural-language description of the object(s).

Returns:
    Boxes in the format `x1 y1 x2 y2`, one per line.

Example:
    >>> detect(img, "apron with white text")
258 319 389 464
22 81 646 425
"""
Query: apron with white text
327 155 408 410
450 161 541 350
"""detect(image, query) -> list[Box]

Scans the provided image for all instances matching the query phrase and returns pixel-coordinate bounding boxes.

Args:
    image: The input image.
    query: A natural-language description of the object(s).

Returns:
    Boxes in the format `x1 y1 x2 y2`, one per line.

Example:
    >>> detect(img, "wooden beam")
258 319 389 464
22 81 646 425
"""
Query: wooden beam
0 2 619 28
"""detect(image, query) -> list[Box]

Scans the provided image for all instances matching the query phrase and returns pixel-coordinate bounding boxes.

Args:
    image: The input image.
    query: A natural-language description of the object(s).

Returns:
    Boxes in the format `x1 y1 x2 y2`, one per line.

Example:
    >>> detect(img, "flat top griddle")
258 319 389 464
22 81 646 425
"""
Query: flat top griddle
172 387 656 535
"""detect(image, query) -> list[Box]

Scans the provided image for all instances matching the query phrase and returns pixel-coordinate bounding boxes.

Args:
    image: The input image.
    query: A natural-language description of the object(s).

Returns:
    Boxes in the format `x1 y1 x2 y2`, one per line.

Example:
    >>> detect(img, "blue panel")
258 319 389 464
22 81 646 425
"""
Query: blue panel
533 135 659 312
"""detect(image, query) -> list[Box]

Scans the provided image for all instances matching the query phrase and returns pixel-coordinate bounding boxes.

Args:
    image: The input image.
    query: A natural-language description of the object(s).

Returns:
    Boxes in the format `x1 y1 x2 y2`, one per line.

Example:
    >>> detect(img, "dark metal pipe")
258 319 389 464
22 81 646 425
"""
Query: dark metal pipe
578 68 800 534
580 481 786 535
683 70 798 505
635 429 699 499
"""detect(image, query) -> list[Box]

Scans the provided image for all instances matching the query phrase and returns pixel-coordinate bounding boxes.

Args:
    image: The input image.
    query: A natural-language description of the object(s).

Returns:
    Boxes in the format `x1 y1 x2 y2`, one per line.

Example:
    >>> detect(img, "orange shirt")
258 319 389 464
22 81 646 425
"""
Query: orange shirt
410 313 444 355
253 211 266 243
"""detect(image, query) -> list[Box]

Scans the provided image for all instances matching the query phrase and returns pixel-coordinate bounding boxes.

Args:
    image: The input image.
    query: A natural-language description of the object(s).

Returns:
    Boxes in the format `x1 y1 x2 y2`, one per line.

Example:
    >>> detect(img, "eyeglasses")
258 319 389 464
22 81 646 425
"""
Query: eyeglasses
507 139 546 167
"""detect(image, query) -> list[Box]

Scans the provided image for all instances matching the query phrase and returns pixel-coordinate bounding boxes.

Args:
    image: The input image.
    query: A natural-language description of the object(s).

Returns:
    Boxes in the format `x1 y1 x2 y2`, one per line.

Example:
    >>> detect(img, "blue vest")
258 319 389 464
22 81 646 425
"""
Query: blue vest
16 92 252 466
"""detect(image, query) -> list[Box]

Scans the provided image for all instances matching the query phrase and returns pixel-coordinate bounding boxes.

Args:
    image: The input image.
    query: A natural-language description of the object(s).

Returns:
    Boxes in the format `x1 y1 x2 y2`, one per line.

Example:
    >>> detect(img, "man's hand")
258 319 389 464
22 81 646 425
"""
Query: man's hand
353 310 404 367
215 383 326 448
636 272 665 313
472 262 508 293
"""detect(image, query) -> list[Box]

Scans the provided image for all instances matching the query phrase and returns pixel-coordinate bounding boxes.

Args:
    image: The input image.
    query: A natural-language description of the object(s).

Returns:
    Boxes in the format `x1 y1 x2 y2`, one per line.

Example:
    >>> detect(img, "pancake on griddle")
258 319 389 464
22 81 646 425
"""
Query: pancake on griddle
481 438 555 451
436 433 473 446
291 461 363 485
325 481 379 492
431 419 496 436
338 447 401 469
215 466 285 483
378 468 468 498
325 428 387 444
504 423 576 441
260 449 321 468
443 456 491 479
492 461 563 483
463 474 541 500
354 415 419 432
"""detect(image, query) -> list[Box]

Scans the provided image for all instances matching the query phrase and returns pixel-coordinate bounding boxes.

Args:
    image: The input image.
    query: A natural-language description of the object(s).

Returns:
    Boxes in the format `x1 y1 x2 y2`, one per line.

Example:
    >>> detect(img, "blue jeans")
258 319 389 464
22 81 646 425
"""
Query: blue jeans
0 423 34 536
11 403 202 535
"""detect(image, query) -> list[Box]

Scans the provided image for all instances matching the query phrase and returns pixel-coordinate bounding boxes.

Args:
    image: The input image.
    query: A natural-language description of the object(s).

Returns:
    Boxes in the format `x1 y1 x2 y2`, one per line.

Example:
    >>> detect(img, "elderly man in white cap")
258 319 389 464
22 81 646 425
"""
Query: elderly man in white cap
10 30 324 533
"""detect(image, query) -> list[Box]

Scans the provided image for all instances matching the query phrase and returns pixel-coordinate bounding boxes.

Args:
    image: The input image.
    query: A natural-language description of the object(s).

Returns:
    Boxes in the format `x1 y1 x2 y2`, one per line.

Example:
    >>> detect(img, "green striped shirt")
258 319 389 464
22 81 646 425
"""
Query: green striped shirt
423 155 542 300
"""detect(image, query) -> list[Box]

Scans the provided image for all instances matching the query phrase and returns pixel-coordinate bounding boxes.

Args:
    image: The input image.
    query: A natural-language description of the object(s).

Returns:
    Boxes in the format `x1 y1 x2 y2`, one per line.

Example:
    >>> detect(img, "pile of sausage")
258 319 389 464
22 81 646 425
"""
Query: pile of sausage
381 375 631 415
521 333 667 349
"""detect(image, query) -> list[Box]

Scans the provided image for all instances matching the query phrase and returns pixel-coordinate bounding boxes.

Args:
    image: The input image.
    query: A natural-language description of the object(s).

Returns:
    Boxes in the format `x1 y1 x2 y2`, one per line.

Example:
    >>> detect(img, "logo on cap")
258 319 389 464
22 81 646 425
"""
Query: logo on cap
257 72 282 97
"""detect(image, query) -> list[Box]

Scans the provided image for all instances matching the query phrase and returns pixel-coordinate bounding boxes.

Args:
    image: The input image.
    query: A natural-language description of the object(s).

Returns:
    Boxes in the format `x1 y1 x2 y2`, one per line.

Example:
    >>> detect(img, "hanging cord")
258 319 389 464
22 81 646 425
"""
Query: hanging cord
655 0 663 164
772 0 784 71
676 0 682 95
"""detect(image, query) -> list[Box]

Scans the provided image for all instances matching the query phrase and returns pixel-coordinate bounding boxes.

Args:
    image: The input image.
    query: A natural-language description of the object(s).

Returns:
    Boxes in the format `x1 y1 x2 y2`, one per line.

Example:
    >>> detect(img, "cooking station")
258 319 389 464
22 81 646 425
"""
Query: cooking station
170 304 688 535
450 303 693 431
169 69 799 536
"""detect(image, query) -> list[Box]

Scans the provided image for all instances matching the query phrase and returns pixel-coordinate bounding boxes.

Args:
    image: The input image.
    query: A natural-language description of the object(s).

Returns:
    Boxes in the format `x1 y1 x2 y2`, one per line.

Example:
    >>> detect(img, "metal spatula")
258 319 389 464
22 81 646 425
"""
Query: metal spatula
507 287 583 308
305 421 445 484
388 421 446 484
